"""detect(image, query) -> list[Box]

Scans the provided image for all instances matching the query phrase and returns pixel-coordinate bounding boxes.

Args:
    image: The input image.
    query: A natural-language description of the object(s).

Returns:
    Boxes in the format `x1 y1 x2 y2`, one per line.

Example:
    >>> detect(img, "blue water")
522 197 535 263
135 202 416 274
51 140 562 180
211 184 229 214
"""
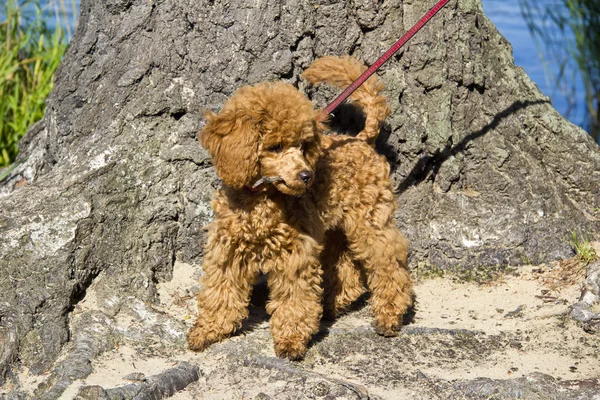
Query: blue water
36 0 589 133
38 0 79 40
482 0 588 131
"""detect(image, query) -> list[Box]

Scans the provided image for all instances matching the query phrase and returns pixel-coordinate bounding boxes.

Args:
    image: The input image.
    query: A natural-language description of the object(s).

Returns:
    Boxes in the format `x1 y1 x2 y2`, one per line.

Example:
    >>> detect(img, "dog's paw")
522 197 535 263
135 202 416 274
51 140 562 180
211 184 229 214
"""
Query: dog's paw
274 335 308 361
372 316 401 337
186 326 222 352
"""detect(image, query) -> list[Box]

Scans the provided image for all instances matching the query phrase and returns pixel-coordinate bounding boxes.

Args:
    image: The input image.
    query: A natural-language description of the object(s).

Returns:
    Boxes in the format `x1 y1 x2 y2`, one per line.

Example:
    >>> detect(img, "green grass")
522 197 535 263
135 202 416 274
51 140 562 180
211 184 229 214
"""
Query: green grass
570 230 598 265
0 0 70 167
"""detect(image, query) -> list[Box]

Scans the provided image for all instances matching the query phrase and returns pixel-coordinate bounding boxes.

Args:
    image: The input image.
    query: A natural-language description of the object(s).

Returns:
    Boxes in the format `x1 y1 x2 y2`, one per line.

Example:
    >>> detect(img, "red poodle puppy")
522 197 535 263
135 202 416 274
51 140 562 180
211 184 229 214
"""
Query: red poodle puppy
187 56 413 360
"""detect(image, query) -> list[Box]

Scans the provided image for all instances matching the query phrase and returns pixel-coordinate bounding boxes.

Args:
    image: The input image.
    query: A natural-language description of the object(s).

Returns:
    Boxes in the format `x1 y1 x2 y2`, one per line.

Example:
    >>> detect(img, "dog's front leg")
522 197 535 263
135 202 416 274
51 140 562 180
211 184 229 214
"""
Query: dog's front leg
266 234 323 360
187 230 259 352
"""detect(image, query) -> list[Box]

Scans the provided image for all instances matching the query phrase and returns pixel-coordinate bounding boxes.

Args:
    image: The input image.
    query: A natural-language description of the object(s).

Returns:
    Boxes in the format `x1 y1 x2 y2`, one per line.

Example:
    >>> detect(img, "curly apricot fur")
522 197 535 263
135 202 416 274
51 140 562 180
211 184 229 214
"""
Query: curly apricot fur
188 56 413 360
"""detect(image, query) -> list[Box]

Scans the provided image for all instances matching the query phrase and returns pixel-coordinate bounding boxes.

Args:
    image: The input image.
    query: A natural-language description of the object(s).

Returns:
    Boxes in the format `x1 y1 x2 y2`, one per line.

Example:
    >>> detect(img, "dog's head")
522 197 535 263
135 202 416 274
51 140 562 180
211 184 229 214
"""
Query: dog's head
200 82 325 196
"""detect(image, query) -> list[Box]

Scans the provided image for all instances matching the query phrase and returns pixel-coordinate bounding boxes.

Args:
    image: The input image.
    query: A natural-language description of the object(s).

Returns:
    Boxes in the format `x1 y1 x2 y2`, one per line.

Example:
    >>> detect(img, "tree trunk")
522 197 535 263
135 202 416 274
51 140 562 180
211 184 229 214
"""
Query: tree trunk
0 0 598 397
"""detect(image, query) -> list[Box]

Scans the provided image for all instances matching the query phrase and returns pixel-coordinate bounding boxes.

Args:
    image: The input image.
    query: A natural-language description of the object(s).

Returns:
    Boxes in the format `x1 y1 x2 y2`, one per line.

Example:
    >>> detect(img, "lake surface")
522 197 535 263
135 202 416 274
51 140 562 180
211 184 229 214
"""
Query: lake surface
482 0 587 131
37 0 588 133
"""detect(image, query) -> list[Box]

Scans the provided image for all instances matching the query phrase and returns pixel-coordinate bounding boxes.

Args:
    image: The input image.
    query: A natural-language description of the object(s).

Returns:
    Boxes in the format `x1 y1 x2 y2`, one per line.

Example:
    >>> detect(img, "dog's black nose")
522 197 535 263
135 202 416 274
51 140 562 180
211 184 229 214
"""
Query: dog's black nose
298 170 313 184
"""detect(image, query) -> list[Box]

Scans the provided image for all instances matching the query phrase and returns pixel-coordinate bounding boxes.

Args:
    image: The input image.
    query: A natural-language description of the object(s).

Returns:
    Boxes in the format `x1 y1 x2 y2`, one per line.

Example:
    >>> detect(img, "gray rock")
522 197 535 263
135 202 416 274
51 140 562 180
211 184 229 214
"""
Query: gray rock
570 260 600 332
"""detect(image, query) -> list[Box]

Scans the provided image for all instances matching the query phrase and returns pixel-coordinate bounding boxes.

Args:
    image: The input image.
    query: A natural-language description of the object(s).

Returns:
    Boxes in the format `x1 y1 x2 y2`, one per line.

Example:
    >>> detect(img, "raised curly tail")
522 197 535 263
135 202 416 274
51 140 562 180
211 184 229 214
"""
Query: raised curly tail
301 55 391 146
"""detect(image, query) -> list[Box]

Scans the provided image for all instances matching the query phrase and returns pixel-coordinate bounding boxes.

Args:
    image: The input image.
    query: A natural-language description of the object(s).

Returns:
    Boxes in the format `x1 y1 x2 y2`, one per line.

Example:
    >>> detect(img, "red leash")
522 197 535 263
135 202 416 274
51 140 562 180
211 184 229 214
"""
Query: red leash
322 0 450 117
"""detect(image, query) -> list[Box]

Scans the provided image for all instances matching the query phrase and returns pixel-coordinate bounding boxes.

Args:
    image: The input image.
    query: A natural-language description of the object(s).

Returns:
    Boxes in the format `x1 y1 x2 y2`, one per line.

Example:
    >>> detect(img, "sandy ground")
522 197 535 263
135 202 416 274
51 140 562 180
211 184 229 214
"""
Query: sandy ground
12 261 600 399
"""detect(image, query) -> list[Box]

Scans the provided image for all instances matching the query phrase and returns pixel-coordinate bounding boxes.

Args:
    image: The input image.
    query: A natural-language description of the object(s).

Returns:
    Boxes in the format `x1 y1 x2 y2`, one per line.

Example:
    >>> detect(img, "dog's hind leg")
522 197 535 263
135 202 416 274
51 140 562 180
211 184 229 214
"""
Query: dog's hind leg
187 230 260 352
321 229 366 319
266 233 323 360
347 223 413 336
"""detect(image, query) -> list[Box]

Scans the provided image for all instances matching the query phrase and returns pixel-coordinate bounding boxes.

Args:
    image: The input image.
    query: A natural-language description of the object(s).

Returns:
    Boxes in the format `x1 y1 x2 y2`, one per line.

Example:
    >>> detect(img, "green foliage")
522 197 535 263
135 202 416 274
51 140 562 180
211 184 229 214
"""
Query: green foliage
0 0 69 167
520 0 600 142
569 230 597 265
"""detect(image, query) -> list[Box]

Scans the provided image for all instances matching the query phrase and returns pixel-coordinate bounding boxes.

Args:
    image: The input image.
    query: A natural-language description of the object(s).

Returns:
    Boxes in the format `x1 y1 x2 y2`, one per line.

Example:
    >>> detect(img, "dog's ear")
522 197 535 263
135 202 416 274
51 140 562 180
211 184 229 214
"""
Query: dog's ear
293 111 322 170
199 109 260 189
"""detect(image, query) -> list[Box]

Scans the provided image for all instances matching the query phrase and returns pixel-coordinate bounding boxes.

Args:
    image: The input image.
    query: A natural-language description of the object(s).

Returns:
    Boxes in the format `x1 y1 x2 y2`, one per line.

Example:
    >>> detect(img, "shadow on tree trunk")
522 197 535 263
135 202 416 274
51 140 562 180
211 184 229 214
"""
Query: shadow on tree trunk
397 98 551 194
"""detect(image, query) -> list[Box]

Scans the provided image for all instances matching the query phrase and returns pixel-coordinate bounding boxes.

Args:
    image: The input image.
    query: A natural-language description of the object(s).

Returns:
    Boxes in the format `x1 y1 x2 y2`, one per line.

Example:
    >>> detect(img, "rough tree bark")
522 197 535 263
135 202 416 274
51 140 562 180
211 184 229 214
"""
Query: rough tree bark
0 0 598 398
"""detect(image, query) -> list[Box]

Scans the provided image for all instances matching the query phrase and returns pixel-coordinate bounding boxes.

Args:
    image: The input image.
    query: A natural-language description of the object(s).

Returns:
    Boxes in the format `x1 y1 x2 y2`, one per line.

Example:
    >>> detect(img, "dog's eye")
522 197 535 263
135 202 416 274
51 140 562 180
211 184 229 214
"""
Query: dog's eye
267 144 283 153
